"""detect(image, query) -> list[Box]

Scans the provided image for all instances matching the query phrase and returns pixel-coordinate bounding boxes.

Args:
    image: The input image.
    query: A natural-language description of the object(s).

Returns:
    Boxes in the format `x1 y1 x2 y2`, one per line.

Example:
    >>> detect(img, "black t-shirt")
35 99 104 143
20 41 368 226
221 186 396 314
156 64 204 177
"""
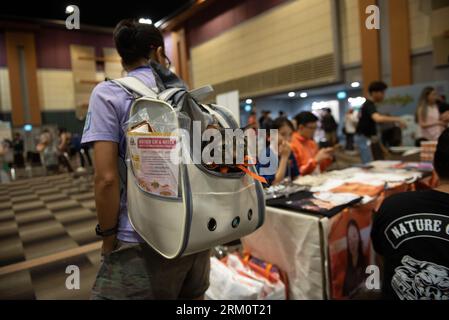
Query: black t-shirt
322 114 338 132
437 100 449 114
356 99 378 137
371 190 449 300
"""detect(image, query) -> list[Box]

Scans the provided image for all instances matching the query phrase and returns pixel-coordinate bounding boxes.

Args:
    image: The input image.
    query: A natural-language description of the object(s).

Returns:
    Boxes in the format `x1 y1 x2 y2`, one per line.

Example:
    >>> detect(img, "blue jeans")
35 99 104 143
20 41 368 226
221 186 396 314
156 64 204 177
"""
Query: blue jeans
355 134 373 164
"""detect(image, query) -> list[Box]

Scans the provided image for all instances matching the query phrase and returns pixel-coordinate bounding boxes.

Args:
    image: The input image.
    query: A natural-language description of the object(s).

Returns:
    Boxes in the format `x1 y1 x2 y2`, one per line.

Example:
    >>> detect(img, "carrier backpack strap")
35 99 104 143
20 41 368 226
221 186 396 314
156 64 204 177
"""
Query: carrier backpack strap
118 156 127 195
202 104 229 128
158 87 183 102
111 76 158 98
158 86 214 106
189 85 214 102
112 76 158 192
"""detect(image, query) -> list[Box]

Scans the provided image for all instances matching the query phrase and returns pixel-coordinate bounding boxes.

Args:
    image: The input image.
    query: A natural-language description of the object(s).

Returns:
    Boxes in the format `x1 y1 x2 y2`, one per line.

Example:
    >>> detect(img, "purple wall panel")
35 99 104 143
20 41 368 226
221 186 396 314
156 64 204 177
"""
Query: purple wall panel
35 27 114 69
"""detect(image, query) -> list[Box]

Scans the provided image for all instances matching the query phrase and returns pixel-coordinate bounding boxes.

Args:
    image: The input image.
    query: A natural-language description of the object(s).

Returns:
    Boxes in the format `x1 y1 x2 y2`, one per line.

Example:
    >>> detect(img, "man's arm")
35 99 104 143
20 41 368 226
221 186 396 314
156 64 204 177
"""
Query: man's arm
371 112 403 124
93 141 120 254
58 133 66 151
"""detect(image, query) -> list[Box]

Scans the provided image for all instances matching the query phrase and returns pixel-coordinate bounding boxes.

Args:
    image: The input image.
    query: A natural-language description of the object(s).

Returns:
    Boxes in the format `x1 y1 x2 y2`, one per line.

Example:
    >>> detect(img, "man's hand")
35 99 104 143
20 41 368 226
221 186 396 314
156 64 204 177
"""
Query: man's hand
101 235 118 255
316 147 333 163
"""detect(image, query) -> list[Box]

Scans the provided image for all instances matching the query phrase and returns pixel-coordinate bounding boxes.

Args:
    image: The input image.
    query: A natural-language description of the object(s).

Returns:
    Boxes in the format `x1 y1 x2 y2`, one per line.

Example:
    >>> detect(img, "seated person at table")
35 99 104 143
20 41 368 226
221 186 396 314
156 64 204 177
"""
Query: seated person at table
291 112 333 176
256 118 299 186
371 128 449 300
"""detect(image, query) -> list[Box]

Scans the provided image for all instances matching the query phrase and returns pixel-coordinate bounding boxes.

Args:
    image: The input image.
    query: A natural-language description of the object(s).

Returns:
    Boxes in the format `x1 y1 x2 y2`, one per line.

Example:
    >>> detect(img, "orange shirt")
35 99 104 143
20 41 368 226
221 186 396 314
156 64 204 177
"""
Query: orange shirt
291 132 332 176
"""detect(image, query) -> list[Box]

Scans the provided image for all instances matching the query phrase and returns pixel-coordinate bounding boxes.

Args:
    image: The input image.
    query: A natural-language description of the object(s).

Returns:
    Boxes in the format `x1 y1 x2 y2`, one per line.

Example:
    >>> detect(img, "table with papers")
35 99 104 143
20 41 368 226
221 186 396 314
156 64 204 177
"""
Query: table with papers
242 161 431 300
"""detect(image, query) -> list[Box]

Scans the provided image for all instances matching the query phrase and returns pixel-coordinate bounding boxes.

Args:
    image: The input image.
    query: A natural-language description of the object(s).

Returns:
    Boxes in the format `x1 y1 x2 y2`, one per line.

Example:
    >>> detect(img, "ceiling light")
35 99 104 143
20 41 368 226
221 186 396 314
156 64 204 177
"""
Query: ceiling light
337 91 347 100
351 81 361 88
299 92 308 98
139 18 153 25
65 5 75 14
245 99 253 104
288 92 296 98
244 105 252 112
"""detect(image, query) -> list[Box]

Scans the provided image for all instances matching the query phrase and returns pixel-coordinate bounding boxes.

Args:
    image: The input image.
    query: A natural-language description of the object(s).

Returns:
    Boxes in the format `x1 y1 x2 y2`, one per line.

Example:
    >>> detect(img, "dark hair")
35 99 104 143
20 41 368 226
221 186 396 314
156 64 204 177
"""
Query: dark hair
294 111 318 126
343 219 367 296
416 86 435 122
272 118 294 131
346 219 367 276
113 19 164 66
434 128 449 180
368 81 388 94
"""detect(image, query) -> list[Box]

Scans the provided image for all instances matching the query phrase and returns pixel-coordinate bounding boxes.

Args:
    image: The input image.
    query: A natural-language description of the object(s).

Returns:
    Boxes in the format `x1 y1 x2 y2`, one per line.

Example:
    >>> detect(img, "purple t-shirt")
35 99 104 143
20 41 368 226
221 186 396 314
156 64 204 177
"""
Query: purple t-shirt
81 66 157 243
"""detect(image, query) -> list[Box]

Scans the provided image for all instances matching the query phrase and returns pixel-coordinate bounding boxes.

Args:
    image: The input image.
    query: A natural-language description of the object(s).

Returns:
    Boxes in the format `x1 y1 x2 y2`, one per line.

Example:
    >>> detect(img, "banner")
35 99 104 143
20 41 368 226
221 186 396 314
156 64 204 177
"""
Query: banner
328 202 377 299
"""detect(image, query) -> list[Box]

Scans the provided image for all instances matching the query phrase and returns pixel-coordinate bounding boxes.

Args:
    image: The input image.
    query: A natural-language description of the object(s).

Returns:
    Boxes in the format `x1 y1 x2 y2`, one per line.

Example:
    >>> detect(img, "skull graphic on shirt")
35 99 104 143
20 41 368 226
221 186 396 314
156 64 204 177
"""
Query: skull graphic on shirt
392 255 449 300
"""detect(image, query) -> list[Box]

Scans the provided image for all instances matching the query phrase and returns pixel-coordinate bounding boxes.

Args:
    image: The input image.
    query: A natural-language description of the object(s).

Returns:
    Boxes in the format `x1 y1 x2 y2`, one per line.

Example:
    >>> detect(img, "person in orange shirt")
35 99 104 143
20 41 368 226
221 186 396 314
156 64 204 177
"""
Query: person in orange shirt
291 111 334 175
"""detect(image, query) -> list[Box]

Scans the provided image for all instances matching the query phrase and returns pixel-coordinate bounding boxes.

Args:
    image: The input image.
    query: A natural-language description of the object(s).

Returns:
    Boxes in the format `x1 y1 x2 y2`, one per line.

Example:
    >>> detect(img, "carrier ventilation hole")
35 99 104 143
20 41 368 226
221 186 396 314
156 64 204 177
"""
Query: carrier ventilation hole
208 218 217 231
248 209 253 221
232 217 240 229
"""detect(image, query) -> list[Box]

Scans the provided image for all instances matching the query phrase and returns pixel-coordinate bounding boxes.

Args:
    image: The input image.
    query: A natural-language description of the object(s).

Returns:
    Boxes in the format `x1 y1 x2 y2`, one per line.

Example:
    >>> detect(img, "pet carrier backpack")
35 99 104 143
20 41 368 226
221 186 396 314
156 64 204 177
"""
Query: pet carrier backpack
112 63 265 259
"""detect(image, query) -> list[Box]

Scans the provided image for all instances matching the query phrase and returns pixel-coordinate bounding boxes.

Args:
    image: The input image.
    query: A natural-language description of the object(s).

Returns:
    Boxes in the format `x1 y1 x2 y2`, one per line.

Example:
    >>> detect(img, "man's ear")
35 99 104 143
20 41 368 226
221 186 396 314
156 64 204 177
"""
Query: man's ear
156 46 165 66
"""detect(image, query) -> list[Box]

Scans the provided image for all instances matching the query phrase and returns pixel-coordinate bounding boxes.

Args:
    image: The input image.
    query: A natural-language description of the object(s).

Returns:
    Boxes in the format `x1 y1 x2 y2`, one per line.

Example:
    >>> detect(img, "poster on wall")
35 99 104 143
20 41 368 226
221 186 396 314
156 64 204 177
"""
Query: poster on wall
377 81 449 146
328 201 377 299
216 91 240 126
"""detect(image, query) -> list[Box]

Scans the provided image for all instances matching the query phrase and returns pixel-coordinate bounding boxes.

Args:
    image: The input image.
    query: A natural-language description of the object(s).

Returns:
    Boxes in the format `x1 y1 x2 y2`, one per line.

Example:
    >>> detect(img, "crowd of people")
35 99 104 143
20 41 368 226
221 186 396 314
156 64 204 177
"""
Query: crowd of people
0 127 92 182
247 81 449 187
250 110 335 186
36 127 93 174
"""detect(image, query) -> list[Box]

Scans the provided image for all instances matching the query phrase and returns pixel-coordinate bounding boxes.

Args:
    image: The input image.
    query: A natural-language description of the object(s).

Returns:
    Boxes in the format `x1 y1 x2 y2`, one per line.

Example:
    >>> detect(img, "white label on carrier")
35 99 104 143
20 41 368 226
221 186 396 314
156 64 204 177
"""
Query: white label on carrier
128 131 179 198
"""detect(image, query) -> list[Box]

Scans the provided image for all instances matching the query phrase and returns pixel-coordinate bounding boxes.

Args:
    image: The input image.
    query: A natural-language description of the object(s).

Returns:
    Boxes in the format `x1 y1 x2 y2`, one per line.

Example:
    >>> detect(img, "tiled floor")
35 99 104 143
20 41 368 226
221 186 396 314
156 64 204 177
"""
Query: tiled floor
0 174 101 300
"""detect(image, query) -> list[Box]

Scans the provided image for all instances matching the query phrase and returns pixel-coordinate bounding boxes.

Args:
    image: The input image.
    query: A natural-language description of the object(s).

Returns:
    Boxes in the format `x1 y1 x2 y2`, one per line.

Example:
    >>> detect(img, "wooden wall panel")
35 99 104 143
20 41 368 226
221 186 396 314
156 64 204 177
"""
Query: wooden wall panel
103 48 123 80
171 28 191 88
389 0 412 86
358 0 381 94
70 45 96 120
5 32 41 126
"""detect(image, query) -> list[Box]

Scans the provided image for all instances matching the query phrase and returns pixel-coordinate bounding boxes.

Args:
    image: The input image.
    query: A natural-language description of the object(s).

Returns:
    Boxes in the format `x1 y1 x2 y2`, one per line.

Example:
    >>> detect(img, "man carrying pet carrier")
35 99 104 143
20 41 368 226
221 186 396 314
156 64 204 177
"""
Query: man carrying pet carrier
81 19 210 300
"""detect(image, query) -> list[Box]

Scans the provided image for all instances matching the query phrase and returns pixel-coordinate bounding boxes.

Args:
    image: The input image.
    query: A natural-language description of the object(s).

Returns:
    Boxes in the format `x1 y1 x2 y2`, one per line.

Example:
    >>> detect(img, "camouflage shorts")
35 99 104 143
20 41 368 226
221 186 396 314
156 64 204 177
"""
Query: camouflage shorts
91 241 211 300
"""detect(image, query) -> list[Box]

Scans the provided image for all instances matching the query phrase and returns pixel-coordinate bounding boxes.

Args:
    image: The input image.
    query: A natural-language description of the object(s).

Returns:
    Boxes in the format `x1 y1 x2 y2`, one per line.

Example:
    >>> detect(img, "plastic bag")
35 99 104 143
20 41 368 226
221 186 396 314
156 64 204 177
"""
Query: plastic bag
124 108 189 199
205 253 286 300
